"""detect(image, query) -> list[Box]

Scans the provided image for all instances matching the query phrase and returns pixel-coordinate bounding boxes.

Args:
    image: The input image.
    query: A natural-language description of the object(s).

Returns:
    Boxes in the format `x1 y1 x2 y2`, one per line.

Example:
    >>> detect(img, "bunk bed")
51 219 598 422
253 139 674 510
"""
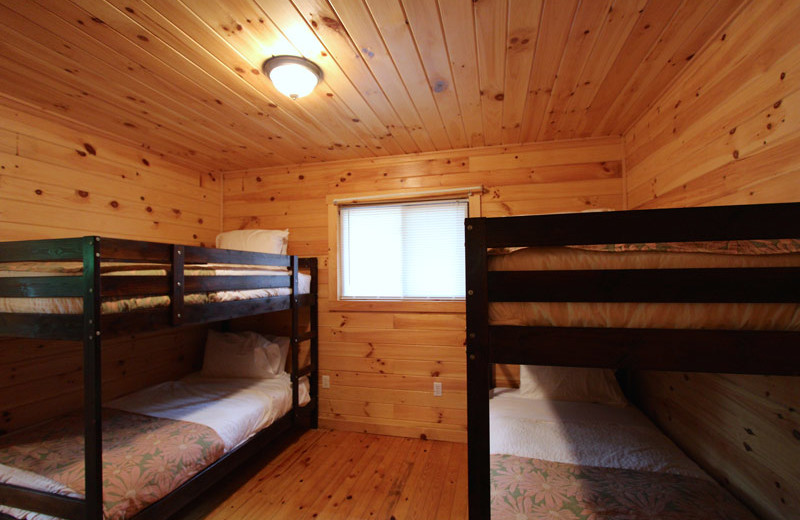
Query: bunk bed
0 235 319 520
464 202 800 519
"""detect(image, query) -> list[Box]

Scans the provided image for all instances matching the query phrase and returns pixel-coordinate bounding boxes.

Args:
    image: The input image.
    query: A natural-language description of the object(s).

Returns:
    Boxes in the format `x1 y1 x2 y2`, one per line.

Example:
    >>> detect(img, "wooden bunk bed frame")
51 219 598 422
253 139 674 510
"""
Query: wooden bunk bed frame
464 202 800 519
0 236 319 520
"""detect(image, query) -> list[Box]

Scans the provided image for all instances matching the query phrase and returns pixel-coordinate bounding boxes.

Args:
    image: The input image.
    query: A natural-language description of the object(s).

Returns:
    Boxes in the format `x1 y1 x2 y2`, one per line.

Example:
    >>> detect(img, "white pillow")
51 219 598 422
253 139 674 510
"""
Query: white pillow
215 229 289 255
261 334 290 374
201 330 282 378
518 365 628 406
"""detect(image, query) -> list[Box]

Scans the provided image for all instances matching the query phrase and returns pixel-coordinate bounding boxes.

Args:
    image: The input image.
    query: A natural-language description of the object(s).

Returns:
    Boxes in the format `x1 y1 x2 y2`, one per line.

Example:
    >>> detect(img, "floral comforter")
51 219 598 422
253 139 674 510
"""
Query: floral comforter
0 409 224 519
491 454 757 520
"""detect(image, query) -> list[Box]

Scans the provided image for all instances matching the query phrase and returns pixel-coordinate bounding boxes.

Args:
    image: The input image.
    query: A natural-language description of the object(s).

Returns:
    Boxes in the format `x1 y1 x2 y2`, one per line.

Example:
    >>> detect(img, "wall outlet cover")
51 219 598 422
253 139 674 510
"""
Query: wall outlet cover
322 375 330 389
433 381 442 396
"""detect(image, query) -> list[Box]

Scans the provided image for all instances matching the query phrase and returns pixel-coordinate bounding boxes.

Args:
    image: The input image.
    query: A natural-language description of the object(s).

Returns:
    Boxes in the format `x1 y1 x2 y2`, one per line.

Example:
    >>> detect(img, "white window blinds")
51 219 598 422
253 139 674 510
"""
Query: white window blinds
339 199 468 299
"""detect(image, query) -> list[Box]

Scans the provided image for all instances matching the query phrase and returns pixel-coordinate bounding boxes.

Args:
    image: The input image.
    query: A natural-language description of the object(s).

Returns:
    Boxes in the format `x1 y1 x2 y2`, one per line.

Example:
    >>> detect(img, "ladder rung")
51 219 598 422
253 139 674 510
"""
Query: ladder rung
294 330 317 343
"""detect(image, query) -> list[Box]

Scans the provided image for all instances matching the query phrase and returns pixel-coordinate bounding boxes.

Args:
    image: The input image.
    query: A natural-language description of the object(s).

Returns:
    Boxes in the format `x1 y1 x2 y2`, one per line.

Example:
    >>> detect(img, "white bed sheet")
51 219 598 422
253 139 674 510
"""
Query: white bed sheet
490 388 708 479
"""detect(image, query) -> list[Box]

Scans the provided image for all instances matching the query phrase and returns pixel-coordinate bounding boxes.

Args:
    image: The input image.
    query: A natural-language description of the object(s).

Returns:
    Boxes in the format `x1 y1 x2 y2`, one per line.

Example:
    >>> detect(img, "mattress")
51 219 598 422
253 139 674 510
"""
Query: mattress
0 373 310 520
489 390 756 519
488 242 800 330
490 389 706 478
108 372 310 452
0 262 311 314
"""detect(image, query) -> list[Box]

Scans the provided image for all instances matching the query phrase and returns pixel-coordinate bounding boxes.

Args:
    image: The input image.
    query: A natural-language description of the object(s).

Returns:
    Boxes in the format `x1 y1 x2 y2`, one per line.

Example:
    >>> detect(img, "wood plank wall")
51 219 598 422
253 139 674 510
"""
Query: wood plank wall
0 103 221 432
223 137 624 442
623 2 800 518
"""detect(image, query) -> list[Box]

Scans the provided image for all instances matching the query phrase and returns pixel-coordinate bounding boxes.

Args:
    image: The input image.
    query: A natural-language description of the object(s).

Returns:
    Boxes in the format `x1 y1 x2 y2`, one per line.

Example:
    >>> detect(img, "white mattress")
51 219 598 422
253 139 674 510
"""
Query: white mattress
489 389 708 479
107 372 310 452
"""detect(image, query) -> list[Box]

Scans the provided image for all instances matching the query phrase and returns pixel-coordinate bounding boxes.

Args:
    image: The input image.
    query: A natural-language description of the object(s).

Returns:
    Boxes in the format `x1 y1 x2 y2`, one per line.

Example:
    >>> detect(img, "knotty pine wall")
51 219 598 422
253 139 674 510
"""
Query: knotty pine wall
624 1 800 518
223 137 623 442
0 103 220 433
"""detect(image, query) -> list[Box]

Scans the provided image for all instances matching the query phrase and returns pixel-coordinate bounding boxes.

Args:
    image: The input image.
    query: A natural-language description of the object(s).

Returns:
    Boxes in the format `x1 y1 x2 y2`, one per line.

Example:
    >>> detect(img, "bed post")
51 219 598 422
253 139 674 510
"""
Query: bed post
170 244 185 327
290 255 300 424
307 257 319 429
465 218 491 519
83 236 103 520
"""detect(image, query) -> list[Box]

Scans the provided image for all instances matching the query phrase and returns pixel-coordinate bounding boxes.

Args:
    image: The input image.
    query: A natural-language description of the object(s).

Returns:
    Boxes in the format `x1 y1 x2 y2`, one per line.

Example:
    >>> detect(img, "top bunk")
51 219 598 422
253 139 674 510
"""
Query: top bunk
464 202 800 376
0 235 317 341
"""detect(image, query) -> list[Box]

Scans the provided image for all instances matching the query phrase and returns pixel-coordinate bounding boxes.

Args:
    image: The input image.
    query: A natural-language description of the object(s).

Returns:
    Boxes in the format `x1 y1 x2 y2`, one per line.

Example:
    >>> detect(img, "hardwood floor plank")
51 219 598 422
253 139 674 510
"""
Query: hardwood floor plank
390 437 436 519
372 437 424 519
322 433 395 520
434 442 468 519
345 436 408 520
449 447 471 520
295 434 381 519
173 428 467 520
256 432 372 519
234 432 364 519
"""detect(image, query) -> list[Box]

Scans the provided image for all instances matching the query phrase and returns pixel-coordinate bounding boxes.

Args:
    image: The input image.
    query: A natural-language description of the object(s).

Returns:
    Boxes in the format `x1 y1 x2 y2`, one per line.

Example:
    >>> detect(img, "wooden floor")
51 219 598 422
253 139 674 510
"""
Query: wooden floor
174 428 469 520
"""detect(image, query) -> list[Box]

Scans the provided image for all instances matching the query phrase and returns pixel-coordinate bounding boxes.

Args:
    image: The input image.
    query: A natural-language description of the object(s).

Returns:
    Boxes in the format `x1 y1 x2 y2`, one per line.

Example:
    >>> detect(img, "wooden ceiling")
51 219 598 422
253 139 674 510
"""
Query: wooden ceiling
0 0 743 172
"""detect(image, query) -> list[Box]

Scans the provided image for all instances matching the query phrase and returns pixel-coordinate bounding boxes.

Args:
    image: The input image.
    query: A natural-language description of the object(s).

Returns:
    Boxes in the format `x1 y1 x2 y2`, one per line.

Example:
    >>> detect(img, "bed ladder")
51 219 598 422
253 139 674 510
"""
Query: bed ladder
291 257 319 428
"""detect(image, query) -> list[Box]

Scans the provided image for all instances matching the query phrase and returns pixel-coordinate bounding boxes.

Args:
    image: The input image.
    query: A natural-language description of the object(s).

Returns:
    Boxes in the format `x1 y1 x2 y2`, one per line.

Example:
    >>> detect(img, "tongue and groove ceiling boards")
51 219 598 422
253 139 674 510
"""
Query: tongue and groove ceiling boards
0 0 743 171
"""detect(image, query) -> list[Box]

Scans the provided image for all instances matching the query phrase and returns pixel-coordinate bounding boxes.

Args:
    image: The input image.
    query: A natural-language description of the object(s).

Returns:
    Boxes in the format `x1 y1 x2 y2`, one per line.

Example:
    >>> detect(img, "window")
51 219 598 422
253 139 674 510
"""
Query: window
339 199 468 300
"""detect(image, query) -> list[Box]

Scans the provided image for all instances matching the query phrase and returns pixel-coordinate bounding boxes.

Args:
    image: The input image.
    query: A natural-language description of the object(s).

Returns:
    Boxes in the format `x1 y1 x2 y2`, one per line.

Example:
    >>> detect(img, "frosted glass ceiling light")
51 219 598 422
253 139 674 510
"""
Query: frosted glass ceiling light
262 55 322 100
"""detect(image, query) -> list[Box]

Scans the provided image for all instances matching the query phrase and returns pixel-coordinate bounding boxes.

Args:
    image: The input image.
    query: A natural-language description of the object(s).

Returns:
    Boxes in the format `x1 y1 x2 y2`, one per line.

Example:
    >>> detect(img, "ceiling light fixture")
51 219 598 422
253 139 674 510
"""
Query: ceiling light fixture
262 55 323 100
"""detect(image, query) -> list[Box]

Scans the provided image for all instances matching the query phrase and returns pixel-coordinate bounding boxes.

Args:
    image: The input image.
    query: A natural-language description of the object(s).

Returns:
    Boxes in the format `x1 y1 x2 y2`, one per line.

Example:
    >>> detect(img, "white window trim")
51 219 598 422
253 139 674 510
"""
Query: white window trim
327 187 481 313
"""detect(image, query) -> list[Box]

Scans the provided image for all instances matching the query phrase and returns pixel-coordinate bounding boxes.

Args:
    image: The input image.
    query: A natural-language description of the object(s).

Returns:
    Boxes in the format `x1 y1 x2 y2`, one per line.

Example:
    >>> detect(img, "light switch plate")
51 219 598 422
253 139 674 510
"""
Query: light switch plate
433 381 442 396
322 375 330 389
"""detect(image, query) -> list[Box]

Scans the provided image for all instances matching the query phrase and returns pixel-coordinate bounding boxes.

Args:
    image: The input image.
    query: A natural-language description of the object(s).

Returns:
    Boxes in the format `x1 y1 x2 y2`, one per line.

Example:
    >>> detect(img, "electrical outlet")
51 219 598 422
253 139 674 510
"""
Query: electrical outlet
321 375 330 389
433 381 442 397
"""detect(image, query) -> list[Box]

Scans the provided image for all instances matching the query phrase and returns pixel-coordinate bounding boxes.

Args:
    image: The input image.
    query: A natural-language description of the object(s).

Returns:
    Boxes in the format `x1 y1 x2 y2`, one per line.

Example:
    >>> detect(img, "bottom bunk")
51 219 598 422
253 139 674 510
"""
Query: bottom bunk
0 331 313 520
488 367 755 519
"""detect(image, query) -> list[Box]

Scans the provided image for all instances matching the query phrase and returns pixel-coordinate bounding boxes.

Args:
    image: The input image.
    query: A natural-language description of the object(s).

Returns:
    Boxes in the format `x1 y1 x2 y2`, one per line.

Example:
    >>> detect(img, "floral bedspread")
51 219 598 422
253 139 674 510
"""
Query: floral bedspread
0 409 224 519
490 238 800 256
491 454 757 520
570 238 800 255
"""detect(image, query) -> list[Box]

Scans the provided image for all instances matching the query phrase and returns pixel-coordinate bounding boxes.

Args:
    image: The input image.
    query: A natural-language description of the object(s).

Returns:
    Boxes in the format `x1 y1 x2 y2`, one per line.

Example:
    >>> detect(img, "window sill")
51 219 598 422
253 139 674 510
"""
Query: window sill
327 299 465 313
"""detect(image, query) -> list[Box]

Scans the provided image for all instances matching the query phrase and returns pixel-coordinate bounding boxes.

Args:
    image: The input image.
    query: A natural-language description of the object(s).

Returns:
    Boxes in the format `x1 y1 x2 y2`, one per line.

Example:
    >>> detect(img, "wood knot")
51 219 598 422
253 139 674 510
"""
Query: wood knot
321 15 341 31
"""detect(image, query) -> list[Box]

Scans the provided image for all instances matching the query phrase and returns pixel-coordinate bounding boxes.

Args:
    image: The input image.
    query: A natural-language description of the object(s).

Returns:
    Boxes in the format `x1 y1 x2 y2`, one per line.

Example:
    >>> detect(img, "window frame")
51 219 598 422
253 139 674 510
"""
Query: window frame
327 187 481 313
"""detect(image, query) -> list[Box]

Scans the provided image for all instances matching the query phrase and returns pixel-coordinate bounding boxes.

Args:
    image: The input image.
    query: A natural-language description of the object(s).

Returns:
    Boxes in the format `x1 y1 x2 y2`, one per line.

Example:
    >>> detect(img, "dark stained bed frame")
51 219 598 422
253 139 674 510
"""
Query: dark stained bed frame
0 236 319 520
464 202 800 519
